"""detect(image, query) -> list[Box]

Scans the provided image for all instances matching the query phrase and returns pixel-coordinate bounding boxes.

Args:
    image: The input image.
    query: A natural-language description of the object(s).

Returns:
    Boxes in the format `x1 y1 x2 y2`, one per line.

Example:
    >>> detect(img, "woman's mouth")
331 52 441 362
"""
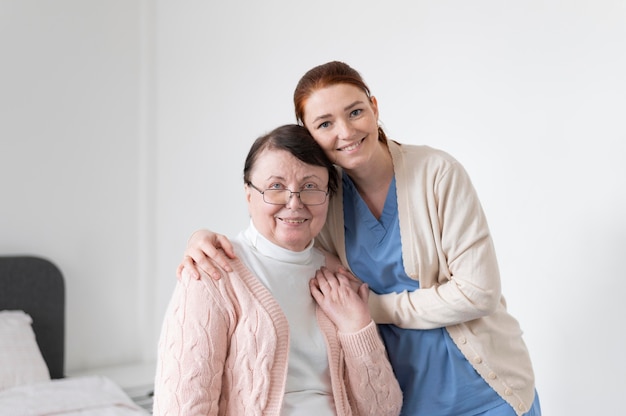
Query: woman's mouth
338 138 364 152
277 217 308 224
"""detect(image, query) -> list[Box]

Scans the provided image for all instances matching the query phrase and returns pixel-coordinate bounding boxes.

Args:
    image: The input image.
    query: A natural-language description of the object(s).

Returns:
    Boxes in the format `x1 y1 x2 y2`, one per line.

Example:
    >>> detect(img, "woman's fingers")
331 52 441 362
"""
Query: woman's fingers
313 267 363 301
309 278 322 300
180 230 238 279
337 266 359 281
177 246 232 281
310 268 372 333
335 266 363 292
357 282 370 303
195 243 232 277
214 234 236 259
314 267 342 291
178 255 200 280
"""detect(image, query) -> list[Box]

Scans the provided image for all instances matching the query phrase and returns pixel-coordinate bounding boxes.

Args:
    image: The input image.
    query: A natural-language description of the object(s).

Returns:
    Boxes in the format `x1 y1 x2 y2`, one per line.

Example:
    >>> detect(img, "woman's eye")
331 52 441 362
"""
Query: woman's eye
350 109 362 118
268 183 284 190
318 121 330 129
302 183 318 190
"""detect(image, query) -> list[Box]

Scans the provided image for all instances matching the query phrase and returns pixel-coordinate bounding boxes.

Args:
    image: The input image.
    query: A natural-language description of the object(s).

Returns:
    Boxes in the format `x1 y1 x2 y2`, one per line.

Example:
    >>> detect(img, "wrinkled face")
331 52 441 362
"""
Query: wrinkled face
245 148 329 252
302 83 380 171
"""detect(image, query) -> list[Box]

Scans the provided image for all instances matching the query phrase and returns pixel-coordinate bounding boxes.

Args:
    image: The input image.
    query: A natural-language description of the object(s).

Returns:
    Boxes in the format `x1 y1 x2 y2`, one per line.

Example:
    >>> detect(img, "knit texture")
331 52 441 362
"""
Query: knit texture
153 255 402 416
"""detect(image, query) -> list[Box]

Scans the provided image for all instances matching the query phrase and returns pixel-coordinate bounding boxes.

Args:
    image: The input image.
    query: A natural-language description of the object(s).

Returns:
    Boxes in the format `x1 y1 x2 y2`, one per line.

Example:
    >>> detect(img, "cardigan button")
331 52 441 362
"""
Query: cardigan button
472 356 482 364
488 372 497 379
504 389 512 396
518 403 526 412
458 337 467 344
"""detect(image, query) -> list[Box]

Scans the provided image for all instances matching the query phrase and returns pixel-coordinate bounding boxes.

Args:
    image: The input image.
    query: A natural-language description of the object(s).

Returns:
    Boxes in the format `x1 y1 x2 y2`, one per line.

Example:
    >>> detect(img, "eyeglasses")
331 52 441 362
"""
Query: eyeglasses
247 182 329 206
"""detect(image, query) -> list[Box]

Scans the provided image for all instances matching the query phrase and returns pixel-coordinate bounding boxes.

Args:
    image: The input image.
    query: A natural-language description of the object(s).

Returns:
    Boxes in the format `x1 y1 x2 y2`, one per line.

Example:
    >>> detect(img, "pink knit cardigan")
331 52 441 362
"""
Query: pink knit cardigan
153 255 402 416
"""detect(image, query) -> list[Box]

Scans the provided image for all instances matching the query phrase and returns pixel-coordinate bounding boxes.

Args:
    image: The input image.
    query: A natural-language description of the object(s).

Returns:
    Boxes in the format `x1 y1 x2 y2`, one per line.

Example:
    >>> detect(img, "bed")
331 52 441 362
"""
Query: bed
0 255 151 415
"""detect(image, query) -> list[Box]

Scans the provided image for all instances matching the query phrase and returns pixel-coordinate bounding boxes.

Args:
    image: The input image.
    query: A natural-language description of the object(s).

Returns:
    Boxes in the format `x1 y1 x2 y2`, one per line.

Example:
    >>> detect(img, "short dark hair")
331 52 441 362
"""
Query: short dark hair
243 124 338 197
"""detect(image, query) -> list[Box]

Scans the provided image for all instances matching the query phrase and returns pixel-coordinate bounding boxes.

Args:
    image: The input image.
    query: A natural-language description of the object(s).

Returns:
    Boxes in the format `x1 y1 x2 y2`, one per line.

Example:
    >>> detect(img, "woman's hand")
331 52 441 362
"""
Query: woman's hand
309 267 372 333
336 266 363 293
176 229 236 280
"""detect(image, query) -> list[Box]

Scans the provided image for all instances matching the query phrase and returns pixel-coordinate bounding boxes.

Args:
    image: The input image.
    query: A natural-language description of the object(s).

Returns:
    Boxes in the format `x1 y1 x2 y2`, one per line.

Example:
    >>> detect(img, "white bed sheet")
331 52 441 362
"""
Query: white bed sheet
0 375 150 416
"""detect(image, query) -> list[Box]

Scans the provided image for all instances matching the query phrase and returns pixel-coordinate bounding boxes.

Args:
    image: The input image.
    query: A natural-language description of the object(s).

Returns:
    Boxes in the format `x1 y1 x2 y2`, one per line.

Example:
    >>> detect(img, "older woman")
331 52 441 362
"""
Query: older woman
152 124 402 416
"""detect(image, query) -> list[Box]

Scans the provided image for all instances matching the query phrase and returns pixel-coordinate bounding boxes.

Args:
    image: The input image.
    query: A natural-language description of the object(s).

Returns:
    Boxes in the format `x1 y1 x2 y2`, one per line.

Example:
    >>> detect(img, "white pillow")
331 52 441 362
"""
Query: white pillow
0 310 51 391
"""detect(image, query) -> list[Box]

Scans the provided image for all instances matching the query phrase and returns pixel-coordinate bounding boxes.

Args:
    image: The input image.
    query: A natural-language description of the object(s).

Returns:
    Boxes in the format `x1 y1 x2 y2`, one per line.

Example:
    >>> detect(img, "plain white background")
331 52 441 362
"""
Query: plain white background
1 1 625 414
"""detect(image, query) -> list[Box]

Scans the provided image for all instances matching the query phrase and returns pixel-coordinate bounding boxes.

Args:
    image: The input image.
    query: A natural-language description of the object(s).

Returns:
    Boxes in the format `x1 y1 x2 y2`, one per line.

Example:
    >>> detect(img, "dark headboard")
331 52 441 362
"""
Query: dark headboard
0 256 65 379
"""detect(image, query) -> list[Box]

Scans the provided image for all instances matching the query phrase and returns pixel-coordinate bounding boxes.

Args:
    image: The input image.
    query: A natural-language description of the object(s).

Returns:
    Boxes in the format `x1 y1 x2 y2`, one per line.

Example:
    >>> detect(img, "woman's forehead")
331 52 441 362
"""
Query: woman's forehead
303 84 368 117
252 149 328 181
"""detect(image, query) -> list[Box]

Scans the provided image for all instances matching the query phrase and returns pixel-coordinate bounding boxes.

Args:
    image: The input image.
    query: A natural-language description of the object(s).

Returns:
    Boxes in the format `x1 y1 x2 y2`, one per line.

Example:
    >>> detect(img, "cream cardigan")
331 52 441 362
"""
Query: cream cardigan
153 252 402 415
316 140 536 416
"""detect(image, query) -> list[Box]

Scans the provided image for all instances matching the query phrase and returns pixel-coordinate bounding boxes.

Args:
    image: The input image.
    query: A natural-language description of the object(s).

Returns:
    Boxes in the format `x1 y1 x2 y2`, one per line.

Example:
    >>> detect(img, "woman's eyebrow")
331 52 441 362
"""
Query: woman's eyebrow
343 100 363 112
311 100 364 124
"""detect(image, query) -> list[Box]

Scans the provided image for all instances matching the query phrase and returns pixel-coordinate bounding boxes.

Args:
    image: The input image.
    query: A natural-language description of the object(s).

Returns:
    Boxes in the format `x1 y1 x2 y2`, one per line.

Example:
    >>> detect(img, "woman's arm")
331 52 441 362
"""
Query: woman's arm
153 273 229 415
176 229 236 280
369 156 502 329
310 266 402 415
340 322 403 416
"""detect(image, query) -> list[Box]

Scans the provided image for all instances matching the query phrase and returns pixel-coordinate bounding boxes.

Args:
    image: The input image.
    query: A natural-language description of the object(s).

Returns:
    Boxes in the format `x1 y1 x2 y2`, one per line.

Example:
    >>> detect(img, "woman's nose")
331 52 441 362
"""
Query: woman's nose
336 119 354 140
285 191 304 209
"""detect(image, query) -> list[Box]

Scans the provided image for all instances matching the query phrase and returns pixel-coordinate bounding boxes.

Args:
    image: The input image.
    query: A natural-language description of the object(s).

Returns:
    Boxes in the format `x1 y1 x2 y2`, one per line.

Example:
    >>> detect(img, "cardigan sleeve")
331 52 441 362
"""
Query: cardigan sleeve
153 272 230 416
334 320 403 416
369 145 502 329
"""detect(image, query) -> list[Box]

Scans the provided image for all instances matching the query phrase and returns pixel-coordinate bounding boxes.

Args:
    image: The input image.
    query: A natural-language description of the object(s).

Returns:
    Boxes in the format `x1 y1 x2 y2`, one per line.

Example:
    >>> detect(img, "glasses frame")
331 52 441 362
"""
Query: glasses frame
247 182 329 206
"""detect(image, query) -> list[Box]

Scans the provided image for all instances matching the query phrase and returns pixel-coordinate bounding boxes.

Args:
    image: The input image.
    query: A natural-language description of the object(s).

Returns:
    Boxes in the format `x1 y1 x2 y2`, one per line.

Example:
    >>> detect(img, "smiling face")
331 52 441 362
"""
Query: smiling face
245 148 330 252
301 83 380 172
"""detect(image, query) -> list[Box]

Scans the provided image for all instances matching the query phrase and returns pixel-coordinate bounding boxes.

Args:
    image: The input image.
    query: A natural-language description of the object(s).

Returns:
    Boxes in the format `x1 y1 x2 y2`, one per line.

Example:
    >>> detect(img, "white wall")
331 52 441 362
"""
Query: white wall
1 0 625 414
0 0 152 370
154 1 626 415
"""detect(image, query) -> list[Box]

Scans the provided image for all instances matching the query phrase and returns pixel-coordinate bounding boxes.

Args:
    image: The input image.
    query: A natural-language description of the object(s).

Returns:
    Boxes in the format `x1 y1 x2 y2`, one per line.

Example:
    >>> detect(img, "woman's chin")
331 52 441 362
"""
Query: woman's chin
275 233 312 252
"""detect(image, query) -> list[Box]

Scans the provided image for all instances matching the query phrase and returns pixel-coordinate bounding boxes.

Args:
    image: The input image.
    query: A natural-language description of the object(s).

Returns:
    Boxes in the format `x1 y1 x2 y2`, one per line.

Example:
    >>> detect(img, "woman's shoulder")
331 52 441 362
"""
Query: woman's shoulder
388 140 465 177
177 251 247 304
389 139 458 163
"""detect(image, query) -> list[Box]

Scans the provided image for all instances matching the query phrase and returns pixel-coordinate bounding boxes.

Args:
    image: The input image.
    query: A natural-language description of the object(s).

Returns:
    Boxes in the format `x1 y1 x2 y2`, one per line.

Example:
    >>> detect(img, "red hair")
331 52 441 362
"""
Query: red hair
293 61 387 143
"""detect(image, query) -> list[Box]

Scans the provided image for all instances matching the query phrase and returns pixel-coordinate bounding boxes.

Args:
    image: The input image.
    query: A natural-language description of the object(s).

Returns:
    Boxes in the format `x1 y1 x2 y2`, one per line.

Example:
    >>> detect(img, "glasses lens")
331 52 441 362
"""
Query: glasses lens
300 190 327 205
263 189 327 205
263 189 289 204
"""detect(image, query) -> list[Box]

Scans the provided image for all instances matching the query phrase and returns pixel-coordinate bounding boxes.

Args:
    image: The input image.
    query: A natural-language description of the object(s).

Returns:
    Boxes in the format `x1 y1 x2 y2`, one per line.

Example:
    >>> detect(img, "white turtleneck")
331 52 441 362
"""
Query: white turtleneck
232 221 335 416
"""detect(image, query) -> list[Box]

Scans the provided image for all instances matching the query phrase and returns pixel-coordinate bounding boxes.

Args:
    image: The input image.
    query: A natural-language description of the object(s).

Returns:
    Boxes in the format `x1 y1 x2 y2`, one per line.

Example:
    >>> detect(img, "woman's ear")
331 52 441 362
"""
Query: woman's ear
370 95 379 119
244 184 252 203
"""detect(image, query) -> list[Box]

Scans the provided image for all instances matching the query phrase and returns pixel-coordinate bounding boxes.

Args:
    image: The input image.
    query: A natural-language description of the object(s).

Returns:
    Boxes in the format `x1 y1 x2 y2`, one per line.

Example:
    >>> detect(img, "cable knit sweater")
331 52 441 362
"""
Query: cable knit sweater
153 248 402 415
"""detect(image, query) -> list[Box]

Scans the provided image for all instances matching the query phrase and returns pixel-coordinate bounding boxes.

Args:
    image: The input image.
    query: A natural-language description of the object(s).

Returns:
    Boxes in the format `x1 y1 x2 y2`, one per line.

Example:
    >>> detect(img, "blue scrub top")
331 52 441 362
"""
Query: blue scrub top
342 172 508 416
